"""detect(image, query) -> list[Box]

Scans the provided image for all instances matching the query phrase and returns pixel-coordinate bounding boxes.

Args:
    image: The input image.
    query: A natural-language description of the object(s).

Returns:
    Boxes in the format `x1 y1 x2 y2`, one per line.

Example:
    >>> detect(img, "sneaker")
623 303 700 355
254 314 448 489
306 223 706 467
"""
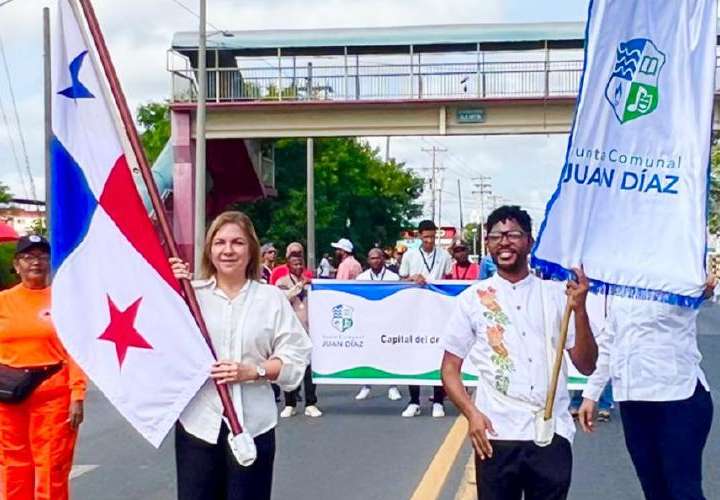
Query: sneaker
432 403 445 418
401 403 421 417
387 386 402 401
304 405 323 418
355 386 371 400
280 406 297 418
597 409 611 422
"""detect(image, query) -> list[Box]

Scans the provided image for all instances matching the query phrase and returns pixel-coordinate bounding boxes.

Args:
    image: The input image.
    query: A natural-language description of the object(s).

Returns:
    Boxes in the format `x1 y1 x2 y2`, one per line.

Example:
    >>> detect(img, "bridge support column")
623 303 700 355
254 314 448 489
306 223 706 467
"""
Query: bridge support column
171 109 196 265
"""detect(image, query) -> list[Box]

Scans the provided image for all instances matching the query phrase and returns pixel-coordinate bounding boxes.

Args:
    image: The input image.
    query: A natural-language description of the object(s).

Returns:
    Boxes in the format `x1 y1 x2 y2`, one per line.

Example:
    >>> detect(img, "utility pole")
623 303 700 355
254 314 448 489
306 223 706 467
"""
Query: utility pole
421 146 447 222
457 178 464 236
43 7 51 226
437 174 445 227
307 138 316 272
385 136 390 163
193 0 207 271
489 194 505 211
472 175 492 257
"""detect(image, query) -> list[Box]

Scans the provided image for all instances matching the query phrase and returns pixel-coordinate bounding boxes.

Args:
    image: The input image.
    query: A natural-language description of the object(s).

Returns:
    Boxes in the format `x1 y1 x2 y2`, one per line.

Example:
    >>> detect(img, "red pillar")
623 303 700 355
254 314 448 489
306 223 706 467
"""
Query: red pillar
171 109 195 267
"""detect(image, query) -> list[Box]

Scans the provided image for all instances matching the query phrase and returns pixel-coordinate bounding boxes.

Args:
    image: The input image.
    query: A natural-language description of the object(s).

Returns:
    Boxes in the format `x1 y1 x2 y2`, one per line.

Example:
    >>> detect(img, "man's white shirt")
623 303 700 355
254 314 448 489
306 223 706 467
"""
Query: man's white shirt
582 296 709 403
356 267 400 281
443 273 577 442
399 246 453 280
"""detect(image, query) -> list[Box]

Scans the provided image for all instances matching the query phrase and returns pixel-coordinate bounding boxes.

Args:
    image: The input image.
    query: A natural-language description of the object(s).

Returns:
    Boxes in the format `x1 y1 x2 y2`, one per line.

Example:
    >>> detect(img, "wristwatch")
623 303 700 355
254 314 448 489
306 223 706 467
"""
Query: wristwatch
255 364 267 380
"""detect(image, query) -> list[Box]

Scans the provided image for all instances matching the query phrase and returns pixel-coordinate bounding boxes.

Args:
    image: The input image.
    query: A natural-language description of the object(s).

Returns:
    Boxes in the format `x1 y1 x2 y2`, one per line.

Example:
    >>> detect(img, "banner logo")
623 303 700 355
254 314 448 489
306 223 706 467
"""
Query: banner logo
605 38 666 124
331 304 354 333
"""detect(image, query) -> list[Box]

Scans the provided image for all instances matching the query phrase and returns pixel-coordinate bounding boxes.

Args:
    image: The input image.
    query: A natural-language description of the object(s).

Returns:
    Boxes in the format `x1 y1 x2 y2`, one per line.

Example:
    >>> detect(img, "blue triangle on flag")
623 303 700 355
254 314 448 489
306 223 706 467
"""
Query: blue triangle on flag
50 136 98 271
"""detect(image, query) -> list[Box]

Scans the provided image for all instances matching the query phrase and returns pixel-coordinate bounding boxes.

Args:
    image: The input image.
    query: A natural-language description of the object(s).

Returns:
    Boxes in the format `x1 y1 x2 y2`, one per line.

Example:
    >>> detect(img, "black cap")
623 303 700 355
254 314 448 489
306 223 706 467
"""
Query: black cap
418 220 437 232
452 240 470 251
15 234 50 255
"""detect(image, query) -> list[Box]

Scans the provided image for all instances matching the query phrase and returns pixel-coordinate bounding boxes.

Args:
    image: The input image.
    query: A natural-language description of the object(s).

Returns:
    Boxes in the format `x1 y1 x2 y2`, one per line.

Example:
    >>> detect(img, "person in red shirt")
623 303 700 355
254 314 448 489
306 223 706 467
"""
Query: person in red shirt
269 242 313 285
0 235 87 500
448 240 479 280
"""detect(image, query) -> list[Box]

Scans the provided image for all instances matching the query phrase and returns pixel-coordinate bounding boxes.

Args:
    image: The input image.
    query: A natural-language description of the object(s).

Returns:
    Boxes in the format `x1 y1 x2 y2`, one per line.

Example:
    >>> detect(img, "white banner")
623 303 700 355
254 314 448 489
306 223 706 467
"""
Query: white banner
532 0 716 307
309 281 478 385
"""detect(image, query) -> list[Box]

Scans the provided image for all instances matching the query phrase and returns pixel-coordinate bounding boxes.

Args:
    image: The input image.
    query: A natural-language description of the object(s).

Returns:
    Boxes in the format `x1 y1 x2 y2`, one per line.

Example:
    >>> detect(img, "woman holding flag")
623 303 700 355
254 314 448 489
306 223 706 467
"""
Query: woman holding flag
170 211 311 500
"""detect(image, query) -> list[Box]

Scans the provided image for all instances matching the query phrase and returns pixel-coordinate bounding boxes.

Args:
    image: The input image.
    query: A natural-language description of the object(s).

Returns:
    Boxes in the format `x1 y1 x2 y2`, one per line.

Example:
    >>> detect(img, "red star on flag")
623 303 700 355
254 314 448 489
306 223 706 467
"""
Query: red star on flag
98 295 153 368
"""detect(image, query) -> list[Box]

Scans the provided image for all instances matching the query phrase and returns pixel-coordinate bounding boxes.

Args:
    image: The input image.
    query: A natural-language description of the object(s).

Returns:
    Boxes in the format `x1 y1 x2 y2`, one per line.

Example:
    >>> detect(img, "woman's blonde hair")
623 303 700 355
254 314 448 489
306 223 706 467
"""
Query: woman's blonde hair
200 211 262 281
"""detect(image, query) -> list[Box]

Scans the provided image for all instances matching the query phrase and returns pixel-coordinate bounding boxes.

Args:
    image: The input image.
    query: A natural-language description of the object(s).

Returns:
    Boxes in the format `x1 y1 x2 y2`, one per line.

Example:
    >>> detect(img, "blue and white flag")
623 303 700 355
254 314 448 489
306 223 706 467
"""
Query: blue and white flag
532 0 716 307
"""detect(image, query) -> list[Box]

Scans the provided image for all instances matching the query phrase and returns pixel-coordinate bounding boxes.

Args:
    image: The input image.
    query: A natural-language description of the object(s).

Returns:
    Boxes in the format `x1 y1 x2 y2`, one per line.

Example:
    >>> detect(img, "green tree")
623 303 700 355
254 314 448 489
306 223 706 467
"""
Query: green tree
0 243 18 289
709 137 720 235
236 138 424 261
0 183 16 289
0 181 11 203
137 102 170 164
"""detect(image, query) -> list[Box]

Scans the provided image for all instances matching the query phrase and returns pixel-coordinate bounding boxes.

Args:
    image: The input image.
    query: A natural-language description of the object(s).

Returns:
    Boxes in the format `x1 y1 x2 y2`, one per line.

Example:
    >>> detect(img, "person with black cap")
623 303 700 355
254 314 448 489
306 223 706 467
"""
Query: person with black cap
449 240 479 280
399 220 453 418
0 235 87 500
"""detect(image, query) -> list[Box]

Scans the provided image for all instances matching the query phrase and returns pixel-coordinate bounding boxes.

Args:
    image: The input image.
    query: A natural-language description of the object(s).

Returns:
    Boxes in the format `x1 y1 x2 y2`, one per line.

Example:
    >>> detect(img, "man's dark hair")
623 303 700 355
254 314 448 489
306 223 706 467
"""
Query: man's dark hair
418 219 437 232
485 205 532 234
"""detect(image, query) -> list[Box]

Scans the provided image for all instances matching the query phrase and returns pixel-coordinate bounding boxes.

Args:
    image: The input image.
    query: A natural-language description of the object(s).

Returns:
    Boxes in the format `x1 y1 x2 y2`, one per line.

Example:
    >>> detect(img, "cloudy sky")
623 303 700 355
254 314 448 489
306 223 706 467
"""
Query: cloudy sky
0 0 591 229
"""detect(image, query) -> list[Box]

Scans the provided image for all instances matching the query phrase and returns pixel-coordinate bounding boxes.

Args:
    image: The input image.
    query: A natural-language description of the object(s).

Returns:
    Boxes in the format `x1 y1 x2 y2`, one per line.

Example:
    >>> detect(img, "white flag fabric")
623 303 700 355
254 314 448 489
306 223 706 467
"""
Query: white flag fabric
50 0 214 447
532 0 716 307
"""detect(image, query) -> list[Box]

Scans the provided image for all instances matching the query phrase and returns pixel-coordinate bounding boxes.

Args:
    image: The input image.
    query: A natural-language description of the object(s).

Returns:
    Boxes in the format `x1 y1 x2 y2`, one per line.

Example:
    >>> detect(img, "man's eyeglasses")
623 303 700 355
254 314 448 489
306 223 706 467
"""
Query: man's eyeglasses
18 253 50 263
486 230 527 244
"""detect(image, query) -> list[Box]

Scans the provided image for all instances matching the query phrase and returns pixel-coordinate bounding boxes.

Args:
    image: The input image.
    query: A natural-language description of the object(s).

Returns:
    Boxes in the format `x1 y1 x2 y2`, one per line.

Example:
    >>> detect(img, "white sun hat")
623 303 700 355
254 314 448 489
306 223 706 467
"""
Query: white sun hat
331 238 354 254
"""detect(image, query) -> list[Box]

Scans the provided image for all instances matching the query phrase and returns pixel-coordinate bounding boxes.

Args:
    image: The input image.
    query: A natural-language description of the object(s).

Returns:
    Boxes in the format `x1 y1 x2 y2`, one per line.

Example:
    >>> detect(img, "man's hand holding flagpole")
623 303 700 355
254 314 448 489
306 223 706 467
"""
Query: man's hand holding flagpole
544 266 592 421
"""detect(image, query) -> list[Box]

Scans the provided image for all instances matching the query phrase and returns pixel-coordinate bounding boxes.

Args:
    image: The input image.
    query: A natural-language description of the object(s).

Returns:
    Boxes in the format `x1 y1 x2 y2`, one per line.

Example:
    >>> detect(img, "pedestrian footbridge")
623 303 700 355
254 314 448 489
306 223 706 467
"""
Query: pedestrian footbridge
168 22 720 137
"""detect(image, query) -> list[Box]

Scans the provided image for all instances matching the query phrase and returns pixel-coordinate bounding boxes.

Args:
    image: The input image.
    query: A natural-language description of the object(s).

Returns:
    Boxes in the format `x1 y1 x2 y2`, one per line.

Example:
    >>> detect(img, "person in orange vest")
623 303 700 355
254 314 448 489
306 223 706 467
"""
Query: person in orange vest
0 235 87 500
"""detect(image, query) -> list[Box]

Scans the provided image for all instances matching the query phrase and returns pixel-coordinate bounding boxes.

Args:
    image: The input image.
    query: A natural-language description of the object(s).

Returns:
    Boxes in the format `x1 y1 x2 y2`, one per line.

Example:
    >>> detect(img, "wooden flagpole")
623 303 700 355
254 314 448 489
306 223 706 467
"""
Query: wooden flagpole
543 302 572 420
73 0 243 436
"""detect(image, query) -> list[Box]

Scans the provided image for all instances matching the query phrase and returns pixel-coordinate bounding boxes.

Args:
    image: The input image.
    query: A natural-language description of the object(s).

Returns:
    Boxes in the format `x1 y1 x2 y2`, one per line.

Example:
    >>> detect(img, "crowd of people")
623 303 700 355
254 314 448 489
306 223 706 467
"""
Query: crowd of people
0 206 714 500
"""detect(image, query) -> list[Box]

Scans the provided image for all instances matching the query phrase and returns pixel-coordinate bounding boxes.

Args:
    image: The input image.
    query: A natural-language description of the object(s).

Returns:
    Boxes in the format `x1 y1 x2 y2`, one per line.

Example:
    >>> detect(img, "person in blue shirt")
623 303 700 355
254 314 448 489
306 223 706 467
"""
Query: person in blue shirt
479 254 497 279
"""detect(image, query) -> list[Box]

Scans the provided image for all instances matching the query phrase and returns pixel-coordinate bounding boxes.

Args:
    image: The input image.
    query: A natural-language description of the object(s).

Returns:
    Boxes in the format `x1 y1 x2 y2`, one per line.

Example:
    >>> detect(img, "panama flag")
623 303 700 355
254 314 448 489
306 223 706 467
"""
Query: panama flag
50 0 214 446
532 0 716 307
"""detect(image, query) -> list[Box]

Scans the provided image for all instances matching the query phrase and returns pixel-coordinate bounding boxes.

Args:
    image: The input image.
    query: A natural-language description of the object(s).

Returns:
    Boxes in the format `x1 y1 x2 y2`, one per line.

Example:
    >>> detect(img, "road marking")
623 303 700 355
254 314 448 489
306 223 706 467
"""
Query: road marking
409 416 468 500
453 456 476 500
70 465 99 480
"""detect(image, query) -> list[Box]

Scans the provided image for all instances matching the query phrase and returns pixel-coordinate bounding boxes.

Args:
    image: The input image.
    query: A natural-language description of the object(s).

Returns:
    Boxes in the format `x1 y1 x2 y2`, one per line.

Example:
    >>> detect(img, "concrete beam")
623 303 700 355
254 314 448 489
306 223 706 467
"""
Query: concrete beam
172 95 720 138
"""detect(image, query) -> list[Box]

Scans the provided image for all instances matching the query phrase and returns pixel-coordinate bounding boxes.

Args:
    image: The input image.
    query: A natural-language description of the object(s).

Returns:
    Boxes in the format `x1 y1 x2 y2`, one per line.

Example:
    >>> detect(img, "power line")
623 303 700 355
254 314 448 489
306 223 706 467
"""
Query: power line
420 146 447 222
0 88 28 198
0 32 37 201
168 0 223 33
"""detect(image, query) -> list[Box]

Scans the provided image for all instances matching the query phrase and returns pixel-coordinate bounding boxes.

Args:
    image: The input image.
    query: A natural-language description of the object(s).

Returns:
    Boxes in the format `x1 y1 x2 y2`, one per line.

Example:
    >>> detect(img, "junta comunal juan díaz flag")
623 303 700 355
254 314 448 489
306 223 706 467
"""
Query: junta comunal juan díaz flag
532 0 716 308
49 0 214 447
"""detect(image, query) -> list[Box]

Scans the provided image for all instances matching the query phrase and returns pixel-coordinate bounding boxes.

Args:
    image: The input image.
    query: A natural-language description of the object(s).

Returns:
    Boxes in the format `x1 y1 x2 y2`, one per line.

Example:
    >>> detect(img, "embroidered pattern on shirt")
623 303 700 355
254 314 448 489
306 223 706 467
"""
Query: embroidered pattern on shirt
477 287 515 394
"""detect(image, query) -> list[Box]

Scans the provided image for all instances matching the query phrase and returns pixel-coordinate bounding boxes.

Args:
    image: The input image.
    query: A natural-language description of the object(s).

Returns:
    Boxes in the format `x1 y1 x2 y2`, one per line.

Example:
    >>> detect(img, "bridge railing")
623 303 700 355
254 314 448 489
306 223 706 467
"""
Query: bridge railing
169 56 720 103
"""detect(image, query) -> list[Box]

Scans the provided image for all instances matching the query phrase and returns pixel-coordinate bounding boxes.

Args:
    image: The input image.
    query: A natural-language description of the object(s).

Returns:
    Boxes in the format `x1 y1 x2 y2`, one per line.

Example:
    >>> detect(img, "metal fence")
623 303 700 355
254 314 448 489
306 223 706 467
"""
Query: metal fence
170 56 720 103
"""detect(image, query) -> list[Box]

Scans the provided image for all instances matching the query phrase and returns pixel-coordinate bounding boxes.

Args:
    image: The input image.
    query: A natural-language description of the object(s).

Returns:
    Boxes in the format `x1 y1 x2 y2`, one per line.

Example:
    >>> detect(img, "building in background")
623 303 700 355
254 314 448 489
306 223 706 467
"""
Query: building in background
0 199 45 236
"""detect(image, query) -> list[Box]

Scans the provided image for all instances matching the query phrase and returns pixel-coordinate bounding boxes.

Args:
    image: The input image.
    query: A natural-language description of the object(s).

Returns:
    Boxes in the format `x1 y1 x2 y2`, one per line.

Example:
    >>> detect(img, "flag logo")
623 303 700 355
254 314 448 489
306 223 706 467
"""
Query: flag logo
331 304 354 333
605 38 666 124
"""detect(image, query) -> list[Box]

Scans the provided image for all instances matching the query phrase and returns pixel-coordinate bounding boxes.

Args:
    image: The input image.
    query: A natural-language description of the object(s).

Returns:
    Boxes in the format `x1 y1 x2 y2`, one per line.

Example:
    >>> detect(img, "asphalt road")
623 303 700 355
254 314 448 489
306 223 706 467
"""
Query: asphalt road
71 303 720 500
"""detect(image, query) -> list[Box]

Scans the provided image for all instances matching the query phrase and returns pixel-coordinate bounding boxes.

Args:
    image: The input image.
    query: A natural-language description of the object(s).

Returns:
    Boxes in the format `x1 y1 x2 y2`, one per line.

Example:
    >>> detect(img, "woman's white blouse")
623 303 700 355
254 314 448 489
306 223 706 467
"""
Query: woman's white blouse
179 278 312 443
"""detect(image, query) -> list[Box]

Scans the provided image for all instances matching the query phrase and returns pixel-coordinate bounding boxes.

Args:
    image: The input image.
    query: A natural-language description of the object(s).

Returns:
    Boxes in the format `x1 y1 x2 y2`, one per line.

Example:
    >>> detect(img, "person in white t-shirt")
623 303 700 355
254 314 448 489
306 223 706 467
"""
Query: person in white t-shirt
354 248 402 402
441 205 597 500
577 278 715 500
399 220 453 418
